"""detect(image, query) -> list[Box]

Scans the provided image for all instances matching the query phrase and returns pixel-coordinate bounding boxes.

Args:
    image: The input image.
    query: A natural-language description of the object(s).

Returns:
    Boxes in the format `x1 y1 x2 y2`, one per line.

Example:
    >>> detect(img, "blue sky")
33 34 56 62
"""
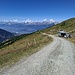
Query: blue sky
0 0 75 22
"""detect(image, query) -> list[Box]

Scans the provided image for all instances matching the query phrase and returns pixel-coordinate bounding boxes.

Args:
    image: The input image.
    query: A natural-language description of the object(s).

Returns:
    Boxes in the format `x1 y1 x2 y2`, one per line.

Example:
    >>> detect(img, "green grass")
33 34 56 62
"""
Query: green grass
0 17 75 68
42 18 75 33
0 34 29 49
0 31 53 67
42 18 75 44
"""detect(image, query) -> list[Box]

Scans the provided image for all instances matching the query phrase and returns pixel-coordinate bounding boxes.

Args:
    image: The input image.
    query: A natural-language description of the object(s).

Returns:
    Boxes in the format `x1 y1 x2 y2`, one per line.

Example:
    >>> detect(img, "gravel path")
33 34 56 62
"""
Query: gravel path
0 35 75 75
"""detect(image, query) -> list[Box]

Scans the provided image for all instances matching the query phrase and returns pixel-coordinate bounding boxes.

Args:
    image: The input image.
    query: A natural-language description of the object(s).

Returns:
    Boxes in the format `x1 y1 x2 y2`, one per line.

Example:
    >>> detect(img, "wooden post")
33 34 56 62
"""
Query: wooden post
34 38 36 45
27 42 30 46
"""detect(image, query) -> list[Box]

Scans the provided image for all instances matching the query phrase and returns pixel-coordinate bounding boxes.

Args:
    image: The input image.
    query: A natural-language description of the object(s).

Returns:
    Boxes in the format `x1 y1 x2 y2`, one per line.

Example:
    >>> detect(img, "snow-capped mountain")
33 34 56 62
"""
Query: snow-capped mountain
23 19 57 25
0 19 58 34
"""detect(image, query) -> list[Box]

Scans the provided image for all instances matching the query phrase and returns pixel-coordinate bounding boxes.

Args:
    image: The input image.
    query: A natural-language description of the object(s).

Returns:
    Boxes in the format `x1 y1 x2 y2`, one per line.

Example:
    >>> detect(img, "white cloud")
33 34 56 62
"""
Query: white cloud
50 19 55 22
3 20 8 22
25 19 32 23
8 19 18 22
13 19 18 22
42 18 47 21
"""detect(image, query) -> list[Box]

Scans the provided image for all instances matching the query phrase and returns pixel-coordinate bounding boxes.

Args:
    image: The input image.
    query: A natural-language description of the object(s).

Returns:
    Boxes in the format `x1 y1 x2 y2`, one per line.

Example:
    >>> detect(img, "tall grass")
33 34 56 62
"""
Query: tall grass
0 31 53 67
1 18 75 68
42 18 75 35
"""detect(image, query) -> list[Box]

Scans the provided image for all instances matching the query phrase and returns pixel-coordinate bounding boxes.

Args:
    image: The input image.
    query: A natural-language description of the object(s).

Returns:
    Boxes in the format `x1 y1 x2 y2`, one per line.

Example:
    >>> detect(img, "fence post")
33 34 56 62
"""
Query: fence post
27 42 30 47
34 38 36 45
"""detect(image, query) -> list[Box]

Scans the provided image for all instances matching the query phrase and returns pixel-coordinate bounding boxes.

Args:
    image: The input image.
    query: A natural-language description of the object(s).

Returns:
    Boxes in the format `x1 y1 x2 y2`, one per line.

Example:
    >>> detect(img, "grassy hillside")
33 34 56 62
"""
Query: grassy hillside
42 18 75 43
0 31 52 67
0 18 75 68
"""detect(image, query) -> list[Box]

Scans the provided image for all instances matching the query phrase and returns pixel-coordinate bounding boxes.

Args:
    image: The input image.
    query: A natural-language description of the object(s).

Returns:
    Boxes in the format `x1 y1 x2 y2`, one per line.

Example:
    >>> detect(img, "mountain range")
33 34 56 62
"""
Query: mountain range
0 20 57 42
0 18 75 68
0 20 57 34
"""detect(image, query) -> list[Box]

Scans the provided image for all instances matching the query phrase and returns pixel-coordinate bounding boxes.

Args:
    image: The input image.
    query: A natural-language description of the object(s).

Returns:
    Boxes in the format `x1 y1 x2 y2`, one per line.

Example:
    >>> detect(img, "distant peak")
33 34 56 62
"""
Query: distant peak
50 19 55 22
42 18 47 21
25 19 32 23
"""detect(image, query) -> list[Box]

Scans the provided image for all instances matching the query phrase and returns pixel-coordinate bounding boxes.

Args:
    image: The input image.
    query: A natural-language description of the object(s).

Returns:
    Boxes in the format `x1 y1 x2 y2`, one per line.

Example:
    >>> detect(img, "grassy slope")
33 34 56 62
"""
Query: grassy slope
0 31 53 67
42 18 75 43
0 18 75 68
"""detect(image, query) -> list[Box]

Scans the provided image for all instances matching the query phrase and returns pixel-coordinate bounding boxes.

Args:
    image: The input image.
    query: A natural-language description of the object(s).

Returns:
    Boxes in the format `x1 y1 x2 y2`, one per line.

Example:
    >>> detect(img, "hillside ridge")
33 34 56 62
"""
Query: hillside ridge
0 17 75 68
0 28 14 42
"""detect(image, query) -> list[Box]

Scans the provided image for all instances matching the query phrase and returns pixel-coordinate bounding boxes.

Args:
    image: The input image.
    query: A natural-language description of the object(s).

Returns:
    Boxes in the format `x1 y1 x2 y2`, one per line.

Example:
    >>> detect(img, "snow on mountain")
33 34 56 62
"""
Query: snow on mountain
23 19 57 25
42 18 47 21
50 19 55 23
0 19 57 25
0 19 58 34
25 19 32 23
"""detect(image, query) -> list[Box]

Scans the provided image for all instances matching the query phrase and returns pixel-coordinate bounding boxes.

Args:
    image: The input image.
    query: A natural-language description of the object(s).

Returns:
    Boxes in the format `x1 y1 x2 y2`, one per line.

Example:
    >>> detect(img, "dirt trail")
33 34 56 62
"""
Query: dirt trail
0 35 75 75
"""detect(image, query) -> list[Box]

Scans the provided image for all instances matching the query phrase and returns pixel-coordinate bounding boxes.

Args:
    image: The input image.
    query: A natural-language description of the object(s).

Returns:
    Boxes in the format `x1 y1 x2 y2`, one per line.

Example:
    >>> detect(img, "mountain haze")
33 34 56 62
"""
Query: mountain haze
0 17 75 68
0 18 75 74
0 20 56 34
